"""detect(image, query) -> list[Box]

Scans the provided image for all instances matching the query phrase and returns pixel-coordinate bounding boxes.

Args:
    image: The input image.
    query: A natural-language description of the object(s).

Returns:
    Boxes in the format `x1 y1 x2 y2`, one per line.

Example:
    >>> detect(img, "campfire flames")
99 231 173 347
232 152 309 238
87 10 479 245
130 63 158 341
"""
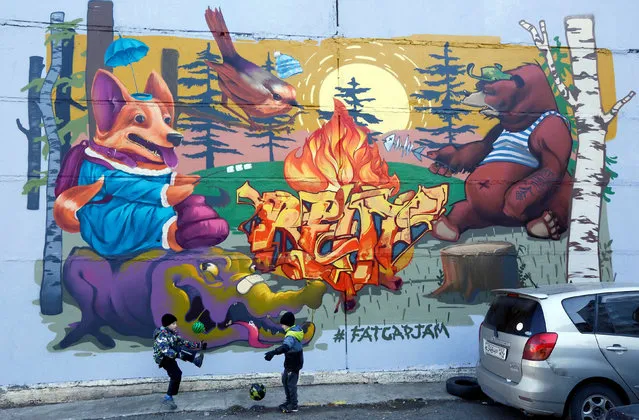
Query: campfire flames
284 99 400 194
238 99 449 312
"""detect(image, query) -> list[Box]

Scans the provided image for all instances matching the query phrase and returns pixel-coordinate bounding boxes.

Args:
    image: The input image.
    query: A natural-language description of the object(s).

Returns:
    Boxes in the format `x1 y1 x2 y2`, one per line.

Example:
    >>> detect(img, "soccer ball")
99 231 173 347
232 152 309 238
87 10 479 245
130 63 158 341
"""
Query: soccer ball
249 383 266 401
191 321 205 334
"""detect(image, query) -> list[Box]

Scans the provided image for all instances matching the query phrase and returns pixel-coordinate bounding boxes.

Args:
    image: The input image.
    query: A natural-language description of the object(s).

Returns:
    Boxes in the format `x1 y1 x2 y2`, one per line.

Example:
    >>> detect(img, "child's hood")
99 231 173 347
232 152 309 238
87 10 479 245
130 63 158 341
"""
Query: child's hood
285 325 304 342
153 326 171 340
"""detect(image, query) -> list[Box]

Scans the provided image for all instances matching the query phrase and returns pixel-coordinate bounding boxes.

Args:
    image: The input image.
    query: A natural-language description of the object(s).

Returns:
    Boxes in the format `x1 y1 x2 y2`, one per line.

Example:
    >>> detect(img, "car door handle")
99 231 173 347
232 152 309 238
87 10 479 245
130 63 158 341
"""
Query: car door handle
606 345 628 352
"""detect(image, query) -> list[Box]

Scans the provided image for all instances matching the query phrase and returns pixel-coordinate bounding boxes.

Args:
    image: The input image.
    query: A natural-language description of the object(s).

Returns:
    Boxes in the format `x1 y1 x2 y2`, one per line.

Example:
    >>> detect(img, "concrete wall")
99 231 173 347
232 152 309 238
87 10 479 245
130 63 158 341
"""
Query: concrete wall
1 0 637 387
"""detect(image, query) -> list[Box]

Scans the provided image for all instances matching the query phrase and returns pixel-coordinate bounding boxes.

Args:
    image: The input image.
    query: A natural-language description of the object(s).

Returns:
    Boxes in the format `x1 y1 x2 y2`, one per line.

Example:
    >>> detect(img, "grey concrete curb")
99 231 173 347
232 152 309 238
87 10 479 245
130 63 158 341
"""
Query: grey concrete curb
0 367 475 408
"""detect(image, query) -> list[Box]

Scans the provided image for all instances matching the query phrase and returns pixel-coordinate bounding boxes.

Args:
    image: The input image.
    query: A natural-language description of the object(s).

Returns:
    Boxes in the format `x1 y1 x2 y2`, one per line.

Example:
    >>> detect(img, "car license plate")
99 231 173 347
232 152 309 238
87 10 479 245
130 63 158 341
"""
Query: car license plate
484 339 507 360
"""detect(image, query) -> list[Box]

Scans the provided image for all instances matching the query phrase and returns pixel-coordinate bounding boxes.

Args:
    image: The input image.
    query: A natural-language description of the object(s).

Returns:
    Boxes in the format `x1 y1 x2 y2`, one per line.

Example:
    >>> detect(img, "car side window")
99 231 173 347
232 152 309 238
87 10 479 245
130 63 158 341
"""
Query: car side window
597 292 639 337
562 295 596 333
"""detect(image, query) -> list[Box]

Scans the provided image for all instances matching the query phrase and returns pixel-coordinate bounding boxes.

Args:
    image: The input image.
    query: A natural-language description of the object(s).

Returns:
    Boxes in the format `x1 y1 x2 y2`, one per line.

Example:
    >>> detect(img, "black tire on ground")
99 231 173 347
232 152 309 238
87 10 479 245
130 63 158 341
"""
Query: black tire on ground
446 376 484 400
567 383 623 420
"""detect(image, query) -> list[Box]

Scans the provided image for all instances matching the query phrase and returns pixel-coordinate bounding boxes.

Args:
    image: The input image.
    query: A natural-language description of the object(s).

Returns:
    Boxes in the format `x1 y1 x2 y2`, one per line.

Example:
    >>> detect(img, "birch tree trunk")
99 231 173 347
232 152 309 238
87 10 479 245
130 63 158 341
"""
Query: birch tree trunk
564 16 635 282
37 12 65 315
564 17 608 282
16 56 45 210
56 27 75 158
520 16 635 283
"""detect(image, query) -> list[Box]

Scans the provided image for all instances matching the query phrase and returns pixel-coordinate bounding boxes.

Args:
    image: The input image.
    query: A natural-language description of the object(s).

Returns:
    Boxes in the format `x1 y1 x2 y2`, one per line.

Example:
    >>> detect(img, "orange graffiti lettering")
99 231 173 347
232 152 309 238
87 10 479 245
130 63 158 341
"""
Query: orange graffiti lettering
238 100 449 310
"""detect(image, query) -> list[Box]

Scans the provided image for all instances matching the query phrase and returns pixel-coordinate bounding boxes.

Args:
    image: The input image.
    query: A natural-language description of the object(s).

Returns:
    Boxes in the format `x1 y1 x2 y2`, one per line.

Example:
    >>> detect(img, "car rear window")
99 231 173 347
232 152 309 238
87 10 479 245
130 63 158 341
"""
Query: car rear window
562 295 596 333
484 295 546 337
597 292 639 337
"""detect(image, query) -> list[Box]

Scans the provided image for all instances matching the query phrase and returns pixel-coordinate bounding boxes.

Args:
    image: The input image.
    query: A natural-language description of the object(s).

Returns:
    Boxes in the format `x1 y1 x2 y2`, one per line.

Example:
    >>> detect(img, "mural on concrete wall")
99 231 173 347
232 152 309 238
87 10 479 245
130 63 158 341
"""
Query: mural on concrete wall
18 2 633 359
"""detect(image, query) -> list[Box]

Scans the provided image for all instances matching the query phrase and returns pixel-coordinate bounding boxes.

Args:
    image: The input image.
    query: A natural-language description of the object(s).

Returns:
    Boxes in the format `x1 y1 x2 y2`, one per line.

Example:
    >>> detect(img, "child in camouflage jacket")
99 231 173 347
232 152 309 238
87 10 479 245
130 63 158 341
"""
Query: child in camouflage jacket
153 313 205 409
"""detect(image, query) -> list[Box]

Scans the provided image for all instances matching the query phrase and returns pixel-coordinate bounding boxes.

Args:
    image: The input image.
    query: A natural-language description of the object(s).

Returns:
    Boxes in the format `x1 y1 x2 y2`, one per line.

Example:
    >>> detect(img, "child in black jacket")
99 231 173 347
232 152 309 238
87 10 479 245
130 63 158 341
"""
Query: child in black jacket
264 312 303 413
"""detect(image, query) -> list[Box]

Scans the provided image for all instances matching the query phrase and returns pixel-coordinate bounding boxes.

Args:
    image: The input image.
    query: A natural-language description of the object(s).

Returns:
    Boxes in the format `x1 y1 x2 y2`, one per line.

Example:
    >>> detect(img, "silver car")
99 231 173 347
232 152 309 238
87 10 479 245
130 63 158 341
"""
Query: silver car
477 283 639 419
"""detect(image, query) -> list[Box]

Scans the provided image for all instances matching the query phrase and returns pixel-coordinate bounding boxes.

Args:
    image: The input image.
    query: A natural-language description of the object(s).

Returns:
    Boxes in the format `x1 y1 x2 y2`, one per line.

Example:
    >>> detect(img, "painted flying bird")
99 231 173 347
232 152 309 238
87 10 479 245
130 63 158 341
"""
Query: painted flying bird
204 7 302 129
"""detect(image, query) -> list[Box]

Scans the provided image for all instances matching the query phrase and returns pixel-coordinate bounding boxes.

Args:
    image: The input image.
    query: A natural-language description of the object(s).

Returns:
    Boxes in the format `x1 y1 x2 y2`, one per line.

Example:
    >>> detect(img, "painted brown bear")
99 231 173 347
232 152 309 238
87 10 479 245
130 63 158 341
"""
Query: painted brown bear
427 63 573 241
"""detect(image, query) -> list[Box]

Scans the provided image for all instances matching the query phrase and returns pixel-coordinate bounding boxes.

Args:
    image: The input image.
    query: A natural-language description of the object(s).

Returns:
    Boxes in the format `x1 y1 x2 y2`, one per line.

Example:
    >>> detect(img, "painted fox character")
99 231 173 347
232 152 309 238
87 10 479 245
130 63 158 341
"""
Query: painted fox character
54 69 229 257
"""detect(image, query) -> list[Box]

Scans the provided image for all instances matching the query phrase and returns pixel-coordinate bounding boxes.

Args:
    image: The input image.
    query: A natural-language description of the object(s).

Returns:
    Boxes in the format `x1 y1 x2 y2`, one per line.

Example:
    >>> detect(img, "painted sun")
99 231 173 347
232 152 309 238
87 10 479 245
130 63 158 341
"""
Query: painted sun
318 63 410 134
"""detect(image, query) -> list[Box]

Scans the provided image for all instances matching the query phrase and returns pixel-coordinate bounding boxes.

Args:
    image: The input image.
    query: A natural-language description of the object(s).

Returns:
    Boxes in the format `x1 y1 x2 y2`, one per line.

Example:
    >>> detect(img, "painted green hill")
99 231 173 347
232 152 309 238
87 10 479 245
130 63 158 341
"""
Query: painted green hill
194 161 465 232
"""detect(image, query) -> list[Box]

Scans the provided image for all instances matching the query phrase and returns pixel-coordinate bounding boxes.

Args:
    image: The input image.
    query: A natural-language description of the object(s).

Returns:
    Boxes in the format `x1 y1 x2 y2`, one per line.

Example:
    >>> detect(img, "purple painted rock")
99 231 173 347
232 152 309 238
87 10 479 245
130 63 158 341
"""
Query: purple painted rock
58 247 327 350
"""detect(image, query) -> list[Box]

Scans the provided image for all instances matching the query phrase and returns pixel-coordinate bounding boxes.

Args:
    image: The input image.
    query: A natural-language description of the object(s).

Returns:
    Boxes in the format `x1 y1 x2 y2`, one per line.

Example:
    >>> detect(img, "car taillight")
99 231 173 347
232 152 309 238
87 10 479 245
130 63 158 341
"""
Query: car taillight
522 333 558 361
479 322 484 342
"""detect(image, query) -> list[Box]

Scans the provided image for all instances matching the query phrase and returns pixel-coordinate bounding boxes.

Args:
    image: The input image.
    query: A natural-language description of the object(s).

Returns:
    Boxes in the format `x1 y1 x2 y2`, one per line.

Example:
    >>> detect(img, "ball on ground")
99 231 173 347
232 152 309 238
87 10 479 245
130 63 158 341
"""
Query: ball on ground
249 383 266 401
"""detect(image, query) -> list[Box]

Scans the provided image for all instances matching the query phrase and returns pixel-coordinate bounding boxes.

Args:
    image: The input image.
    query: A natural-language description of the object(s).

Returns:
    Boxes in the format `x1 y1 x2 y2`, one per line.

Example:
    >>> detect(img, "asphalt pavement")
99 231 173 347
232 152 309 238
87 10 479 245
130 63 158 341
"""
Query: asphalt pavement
124 399 532 420
0 381 534 420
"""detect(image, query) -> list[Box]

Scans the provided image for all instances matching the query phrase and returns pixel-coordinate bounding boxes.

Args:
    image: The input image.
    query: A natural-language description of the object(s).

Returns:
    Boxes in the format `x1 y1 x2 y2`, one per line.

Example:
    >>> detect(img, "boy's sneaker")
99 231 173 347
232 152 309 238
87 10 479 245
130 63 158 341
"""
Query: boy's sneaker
278 403 289 411
282 405 298 413
193 352 204 368
162 395 177 410
179 348 204 368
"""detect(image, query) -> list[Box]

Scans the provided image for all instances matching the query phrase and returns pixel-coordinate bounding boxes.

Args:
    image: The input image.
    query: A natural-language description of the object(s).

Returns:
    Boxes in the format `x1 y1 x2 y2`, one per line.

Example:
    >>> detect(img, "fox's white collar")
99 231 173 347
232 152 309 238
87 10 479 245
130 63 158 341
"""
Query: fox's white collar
85 147 173 176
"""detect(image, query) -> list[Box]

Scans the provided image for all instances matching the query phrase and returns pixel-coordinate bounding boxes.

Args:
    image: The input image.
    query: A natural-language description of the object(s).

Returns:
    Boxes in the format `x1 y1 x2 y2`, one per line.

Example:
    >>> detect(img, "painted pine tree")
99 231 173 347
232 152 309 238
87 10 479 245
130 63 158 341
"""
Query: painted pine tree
411 42 478 146
262 52 275 73
246 54 297 161
521 17 635 282
246 126 296 162
318 77 382 142
177 43 240 169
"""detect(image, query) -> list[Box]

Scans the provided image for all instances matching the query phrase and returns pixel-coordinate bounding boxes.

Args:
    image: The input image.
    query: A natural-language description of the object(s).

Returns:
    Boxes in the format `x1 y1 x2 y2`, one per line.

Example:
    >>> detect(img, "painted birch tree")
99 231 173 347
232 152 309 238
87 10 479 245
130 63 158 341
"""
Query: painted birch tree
520 16 635 282
38 12 66 315
16 56 45 210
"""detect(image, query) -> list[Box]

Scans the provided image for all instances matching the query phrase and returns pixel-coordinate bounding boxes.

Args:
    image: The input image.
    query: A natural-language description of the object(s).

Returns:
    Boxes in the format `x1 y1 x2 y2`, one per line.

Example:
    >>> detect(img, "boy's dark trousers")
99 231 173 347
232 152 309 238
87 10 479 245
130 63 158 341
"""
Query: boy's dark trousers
282 369 299 408
160 356 182 396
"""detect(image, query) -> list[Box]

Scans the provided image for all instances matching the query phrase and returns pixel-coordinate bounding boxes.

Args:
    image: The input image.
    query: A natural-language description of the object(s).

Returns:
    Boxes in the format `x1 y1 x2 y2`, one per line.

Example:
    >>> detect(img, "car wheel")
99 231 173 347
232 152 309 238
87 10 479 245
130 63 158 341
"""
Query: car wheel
445 376 484 400
568 383 623 420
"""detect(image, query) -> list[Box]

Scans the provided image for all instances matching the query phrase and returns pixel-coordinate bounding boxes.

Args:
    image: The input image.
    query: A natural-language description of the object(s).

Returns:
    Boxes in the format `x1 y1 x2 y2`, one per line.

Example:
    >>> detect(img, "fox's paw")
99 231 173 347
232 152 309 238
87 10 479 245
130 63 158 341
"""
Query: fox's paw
174 195 229 248
173 173 201 186
166 184 195 206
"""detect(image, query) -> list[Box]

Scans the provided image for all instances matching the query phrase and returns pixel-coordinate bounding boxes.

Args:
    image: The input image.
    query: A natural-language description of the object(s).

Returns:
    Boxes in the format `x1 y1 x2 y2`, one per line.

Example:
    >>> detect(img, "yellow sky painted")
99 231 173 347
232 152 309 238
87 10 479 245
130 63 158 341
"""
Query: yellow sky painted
66 33 618 139
318 63 410 133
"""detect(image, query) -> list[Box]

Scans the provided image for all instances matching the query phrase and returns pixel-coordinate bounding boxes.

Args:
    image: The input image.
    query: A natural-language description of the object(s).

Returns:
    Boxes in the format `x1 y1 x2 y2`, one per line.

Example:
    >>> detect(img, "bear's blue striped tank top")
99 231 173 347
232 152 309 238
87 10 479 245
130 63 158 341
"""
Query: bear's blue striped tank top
479 110 569 168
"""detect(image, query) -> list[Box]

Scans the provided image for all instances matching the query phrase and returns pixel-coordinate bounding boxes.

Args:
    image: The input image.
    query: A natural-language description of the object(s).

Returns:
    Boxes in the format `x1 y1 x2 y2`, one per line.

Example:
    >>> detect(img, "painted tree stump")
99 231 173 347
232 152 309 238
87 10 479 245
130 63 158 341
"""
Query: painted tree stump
430 241 519 301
